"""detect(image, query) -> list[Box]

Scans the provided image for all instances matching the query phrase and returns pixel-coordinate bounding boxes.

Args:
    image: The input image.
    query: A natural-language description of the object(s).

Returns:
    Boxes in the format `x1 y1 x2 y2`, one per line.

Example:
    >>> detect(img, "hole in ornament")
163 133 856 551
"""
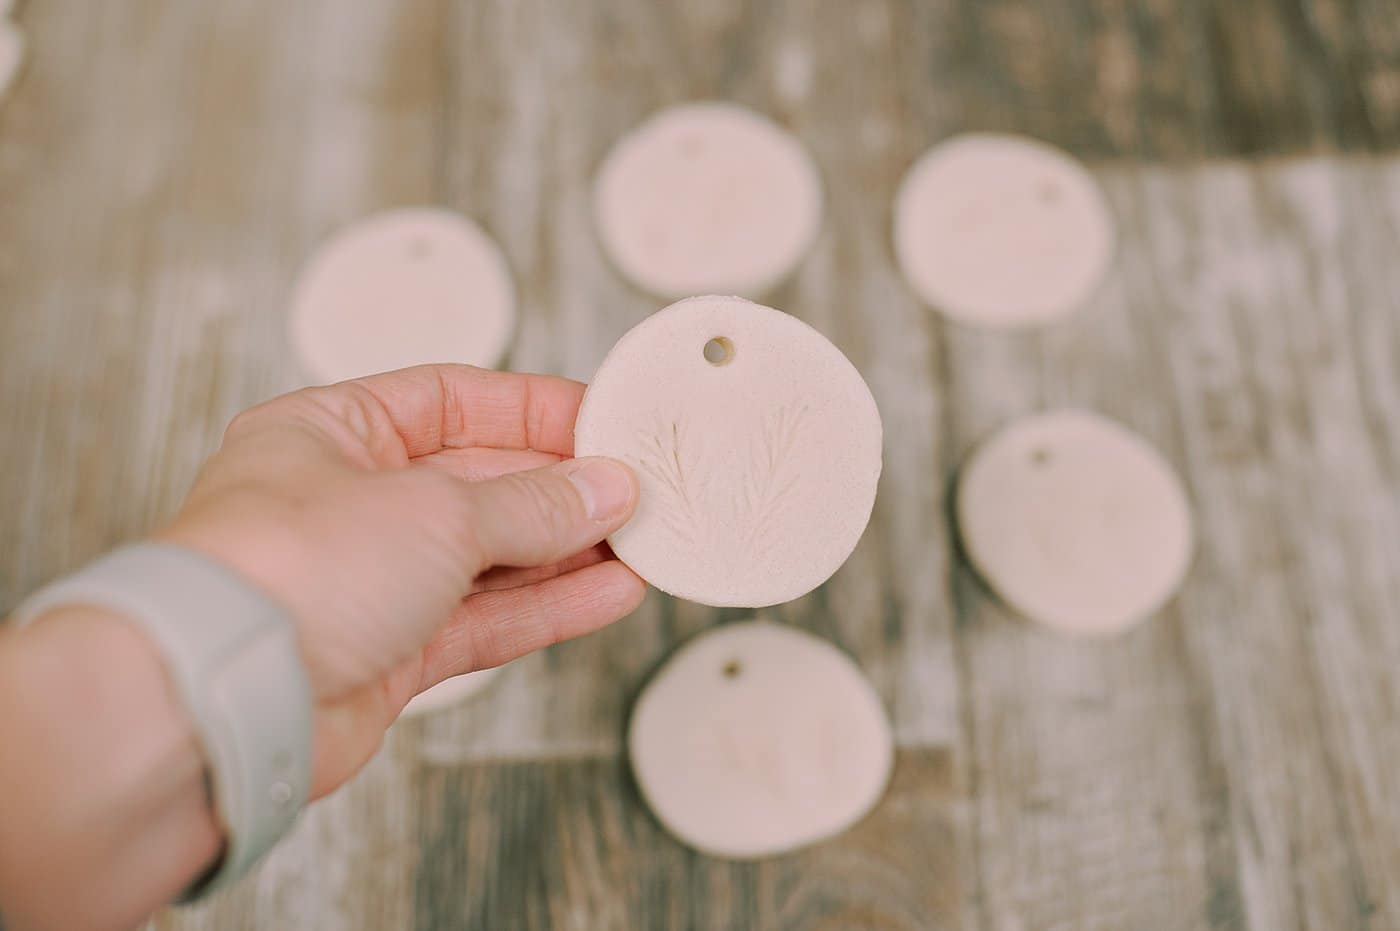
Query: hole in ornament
1030 447 1052 466
722 659 742 679
704 337 734 366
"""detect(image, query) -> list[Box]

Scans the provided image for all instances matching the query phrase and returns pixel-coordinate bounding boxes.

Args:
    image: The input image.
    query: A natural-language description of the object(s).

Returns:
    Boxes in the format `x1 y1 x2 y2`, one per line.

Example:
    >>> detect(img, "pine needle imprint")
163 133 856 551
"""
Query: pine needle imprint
740 402 809 561
636 418 705 545
635 403 809 559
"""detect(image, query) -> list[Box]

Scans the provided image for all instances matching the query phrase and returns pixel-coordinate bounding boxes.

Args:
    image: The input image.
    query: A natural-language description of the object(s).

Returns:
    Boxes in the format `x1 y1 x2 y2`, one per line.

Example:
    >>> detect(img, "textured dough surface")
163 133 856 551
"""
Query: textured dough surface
629 620 893 859
893 133 1115 327
574 296 882 607
956 409 1194 635
0 22 23 102
290 207 515 383
594 102 823 298
400 668 501 719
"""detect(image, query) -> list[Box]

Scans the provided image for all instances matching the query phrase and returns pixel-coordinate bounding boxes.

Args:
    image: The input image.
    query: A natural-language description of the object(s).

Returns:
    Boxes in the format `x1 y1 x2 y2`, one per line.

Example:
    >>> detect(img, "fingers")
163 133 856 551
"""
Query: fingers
417 560 646 688
470 542 612 594
412 446 563 482
220 367 584 474
463 457 638 570
348 365 586 457
417 448 614 590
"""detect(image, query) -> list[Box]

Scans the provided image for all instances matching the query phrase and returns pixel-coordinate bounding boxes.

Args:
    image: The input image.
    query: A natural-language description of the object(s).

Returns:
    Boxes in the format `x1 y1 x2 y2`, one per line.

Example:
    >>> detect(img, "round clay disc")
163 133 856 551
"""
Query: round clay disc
893 133 1115 327
574 296 882 608
629 620 893 859
289 207 515 384
956 409 1194 635
400 667 501 719
593 102 823 299
0 22 24 102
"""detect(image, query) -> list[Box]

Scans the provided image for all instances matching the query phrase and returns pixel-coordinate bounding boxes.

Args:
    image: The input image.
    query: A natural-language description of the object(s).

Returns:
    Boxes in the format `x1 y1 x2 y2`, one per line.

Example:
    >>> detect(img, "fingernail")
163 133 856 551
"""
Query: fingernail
568 458 635 521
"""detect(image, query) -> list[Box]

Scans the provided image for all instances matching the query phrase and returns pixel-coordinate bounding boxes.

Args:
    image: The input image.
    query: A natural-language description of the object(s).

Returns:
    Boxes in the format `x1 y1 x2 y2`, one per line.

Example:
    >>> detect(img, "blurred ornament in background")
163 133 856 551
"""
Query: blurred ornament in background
400 668 503 720
629 619 893 859
593 102 823 299
289 207 516 385
956 408 1195 636
894 133 1115 327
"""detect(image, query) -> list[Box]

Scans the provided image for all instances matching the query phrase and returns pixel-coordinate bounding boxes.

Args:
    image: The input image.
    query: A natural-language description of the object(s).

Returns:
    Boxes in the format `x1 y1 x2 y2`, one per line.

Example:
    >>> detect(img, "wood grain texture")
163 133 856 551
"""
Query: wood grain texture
412 749 961 931
1 1 1398 930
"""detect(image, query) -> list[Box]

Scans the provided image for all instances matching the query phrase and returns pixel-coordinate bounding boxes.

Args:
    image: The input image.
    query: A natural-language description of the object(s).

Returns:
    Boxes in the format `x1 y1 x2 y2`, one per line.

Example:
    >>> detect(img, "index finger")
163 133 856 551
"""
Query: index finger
349 364 586 458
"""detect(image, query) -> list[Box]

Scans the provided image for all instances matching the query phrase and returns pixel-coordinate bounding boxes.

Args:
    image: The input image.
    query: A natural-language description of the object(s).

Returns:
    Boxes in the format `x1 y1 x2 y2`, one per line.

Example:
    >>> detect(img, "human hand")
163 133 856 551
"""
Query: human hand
159 365 644 800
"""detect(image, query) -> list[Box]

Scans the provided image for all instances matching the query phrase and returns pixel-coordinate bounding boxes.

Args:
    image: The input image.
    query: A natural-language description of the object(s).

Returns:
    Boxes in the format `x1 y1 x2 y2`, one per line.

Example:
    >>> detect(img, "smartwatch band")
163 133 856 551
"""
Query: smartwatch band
11 543 313 900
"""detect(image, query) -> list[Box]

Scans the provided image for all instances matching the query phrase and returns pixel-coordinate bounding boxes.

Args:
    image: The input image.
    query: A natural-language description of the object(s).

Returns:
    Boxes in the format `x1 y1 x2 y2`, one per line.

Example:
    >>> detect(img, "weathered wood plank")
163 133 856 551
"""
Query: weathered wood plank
936 169 1240 930
155 730 422 931
938 157 1400 931
412 748 961 931
892 0 1400 159
1138 158 1400 930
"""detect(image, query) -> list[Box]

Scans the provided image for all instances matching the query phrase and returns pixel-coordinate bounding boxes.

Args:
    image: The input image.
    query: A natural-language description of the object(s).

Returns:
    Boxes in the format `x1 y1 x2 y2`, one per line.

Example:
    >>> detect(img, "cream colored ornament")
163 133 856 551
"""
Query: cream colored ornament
894 133 1114 327
399 668 501 719
593 102 823 299
574 296 882 607
289 207 515 384
956 409 1194 635
629 620 893 859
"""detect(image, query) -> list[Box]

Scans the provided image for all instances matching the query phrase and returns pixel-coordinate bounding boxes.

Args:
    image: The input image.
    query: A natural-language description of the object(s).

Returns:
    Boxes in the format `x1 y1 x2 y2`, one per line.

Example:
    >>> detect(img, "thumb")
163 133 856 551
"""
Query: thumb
463 457 639 570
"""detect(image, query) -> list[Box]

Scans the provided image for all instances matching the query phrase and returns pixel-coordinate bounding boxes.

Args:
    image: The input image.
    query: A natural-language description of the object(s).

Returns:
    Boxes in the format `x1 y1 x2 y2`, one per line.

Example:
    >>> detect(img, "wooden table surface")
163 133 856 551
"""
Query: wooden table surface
3 1 1399 928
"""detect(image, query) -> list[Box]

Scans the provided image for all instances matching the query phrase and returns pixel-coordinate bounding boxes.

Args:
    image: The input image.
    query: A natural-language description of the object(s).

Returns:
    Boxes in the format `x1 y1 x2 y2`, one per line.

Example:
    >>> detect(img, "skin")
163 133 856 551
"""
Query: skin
0 365 644 931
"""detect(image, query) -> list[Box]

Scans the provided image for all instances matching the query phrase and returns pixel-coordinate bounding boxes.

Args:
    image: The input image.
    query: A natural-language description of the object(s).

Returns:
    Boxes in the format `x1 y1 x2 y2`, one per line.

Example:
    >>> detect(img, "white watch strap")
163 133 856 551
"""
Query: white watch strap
11 543 313 900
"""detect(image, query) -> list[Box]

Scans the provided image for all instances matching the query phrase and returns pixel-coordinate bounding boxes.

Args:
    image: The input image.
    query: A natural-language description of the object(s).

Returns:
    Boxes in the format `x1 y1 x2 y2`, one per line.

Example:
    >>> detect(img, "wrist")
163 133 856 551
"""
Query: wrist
158 498 305 618
157 504 318 682
0 607 223 929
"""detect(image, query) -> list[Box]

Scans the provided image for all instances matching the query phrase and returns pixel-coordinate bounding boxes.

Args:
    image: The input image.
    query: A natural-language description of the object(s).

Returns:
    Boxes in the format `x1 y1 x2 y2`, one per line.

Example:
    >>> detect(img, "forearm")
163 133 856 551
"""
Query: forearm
0 607 222 931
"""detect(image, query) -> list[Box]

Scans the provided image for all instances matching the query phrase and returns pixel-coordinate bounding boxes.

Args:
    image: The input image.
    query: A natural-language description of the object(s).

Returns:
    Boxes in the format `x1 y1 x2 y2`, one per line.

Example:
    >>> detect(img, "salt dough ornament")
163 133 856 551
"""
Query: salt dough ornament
289 207 515 384
629 620 892 859
956 409 1194 636
0 21 24 103
399 667 501 719
893 133 1115 327
593 102 823 299
574 296 882 608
